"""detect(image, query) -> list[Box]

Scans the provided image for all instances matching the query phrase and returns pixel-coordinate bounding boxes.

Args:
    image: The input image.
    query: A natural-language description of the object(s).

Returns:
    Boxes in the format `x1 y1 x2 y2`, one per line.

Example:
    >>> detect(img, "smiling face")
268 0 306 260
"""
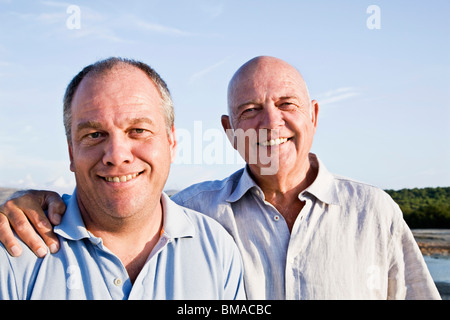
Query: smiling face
224 56 318 179
68 64 176 223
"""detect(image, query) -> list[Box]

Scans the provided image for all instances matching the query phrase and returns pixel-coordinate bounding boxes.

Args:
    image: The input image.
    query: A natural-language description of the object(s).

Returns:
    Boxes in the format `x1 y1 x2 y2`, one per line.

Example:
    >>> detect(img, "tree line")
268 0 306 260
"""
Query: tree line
385 187 450 228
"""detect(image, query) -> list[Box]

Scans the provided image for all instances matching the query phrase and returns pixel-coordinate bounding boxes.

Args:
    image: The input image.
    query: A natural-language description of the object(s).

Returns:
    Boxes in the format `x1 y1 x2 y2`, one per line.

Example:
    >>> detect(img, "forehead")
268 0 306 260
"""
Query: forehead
71 66 163 121
230 63 307 106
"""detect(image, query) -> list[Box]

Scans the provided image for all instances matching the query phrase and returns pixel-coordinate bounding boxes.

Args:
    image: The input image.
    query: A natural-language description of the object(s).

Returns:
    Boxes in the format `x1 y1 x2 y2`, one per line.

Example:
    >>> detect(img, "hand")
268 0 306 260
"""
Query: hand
0 190 66 257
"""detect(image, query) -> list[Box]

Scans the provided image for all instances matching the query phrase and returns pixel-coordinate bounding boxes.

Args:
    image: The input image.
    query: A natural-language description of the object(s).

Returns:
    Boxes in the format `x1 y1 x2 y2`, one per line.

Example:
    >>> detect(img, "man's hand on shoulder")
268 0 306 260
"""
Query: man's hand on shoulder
0 190 66 257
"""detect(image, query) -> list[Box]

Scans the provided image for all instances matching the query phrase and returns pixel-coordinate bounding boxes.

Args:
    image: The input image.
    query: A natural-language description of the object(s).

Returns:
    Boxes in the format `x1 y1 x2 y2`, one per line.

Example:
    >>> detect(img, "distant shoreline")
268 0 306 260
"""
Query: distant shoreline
412 229 450 256
0 187 19 204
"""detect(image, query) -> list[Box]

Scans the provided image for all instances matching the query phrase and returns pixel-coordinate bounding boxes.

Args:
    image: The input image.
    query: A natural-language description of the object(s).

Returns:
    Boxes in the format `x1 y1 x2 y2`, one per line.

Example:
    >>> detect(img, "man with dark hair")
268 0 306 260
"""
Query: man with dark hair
0 57 244 299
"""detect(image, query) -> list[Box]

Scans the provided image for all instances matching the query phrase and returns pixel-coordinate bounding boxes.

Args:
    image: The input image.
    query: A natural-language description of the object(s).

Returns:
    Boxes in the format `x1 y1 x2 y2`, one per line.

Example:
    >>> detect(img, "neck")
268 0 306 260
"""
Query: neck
77 196 164 283
251 154 317 195
249 154 318 231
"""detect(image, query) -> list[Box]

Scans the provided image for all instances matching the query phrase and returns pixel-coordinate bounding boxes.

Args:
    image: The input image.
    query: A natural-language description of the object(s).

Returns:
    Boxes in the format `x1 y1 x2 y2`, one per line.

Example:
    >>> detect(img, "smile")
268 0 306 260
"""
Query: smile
101 171 143 183
258 137 289 147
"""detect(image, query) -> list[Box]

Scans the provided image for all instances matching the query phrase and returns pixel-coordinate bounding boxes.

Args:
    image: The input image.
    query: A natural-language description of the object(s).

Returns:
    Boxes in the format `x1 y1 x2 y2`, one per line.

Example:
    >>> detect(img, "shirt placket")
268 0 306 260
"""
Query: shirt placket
285 194 314 300
88 237 132 300
128 234 172 299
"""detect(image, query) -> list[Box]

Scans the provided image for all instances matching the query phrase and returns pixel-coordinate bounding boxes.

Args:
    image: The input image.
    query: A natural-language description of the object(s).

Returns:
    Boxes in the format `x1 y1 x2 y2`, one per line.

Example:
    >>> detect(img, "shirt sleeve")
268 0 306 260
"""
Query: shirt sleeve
223 240 246 300
387 203 441 300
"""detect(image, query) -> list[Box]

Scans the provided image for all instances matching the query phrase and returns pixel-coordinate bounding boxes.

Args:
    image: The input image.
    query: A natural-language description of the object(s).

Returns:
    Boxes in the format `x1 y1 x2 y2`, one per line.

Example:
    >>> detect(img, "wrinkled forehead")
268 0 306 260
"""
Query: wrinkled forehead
228 59 309 110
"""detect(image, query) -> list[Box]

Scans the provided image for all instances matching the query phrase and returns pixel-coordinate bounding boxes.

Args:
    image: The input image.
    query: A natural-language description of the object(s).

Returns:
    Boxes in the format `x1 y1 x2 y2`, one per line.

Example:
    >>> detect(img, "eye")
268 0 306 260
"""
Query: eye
79 131 105 146
129 128 151 138
240 106 260 118
278 102 297 110
133 128 145 134
242 108 256 114
88 132 103 139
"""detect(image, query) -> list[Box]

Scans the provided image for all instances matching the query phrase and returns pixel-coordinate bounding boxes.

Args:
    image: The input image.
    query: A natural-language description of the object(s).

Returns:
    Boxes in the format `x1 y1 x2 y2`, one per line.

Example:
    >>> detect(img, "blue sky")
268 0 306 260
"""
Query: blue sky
0 0 449 194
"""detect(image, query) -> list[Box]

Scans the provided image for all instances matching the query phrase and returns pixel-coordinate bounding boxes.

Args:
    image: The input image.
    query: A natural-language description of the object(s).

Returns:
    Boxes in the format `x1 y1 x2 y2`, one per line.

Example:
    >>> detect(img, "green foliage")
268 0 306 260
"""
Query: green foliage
385 187 450 228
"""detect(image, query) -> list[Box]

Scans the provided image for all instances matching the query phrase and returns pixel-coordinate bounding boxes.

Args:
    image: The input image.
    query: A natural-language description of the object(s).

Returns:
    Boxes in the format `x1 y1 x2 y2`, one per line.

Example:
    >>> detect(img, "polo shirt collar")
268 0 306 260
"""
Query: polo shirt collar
160 192 195 239
225 153 340 206
54 189 91 241
55 189 195 241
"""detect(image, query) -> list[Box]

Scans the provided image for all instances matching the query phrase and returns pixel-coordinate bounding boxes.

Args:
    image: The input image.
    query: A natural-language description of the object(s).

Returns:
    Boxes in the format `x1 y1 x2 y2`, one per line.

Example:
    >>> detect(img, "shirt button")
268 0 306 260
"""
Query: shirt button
274 215 280 221
113 278 122 286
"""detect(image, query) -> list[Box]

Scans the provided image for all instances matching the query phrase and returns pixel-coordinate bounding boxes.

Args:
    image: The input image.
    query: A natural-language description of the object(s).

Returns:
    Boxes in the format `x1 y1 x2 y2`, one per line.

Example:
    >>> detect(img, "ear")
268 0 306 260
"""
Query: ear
221 115 236 150
311 99 319 131
68 141 75 172
168 124 177 163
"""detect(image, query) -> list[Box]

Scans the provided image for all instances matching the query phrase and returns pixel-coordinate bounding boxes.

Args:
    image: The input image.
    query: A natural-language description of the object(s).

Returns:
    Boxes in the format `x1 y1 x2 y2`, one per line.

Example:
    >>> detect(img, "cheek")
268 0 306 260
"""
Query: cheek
70 146 103 173
137 141 172 168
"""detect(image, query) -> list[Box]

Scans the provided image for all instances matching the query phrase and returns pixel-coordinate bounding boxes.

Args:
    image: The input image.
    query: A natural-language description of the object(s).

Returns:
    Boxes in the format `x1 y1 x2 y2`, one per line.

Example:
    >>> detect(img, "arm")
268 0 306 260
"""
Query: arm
387 204 441 299
0 190 66 257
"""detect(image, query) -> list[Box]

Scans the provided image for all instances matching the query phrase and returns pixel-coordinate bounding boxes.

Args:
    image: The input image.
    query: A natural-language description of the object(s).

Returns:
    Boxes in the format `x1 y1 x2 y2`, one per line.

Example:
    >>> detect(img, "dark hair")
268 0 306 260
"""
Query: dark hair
63 57 174 141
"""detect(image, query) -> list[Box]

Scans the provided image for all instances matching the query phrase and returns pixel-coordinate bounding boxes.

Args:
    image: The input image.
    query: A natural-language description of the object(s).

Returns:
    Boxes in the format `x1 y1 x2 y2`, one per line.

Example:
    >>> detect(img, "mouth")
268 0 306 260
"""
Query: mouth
258 137 291 147
99 171 144 183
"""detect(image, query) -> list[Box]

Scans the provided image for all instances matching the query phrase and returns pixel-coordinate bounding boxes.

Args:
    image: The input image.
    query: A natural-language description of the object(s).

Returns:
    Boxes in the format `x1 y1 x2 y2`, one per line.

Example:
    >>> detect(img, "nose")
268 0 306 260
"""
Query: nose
102 134 134 166
260 104 284 129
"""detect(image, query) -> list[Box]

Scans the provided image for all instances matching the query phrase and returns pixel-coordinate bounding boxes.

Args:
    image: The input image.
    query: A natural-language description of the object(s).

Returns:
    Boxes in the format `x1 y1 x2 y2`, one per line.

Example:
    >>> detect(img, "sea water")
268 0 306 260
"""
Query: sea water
424 255 450 283
424 255 450 299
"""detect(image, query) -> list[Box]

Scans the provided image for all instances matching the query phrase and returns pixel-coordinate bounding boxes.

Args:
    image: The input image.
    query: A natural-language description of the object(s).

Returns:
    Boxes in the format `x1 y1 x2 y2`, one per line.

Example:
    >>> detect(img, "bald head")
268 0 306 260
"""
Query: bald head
221 55 319 179
227 56 311 120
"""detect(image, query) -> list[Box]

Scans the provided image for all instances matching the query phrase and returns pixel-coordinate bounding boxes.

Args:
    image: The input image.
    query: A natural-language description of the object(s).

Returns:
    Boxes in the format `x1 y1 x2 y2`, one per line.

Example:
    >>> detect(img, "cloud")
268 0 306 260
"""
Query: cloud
44 175 75 194
8 174 37 189
188 56 231 84
199 1 224 19
134 19 198 37
7 3 126 43
67 25 125 43
41 0 71 8
315 87 361 106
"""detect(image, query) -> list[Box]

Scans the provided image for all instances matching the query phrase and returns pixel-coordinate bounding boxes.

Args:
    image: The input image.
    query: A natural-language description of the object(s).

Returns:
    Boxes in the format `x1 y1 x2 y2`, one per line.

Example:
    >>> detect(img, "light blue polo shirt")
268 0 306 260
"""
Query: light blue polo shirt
0 190 245 300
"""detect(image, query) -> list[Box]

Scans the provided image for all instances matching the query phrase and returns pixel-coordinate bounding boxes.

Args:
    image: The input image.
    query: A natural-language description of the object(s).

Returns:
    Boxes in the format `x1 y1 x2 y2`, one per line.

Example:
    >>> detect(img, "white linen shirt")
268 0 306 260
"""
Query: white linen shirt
172 153 440 300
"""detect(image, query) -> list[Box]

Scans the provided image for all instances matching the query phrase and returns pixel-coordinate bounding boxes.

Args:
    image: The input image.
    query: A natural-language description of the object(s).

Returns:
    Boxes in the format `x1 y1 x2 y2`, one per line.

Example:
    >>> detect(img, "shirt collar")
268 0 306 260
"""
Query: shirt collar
54 188 91 241
55 189 195 241
301 154 341 206
225 153 340 206
160 192 195 239
226 166 260 203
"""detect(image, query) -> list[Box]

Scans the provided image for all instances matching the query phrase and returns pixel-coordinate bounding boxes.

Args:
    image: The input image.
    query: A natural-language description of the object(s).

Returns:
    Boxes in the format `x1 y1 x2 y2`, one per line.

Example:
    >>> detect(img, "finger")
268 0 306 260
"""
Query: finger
0 213 23 257
22 205 60 254
3 202 48 258
44 192 66 226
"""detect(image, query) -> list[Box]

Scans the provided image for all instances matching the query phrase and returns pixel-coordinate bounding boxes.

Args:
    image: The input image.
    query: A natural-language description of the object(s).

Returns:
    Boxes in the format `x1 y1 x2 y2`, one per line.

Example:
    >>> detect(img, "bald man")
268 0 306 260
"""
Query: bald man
0 56 441 300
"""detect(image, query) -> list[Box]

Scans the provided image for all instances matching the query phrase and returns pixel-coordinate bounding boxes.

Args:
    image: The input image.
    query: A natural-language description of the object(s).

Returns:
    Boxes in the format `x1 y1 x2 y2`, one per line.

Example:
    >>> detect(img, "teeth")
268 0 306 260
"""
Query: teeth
260 138 288 147
104 172 139 183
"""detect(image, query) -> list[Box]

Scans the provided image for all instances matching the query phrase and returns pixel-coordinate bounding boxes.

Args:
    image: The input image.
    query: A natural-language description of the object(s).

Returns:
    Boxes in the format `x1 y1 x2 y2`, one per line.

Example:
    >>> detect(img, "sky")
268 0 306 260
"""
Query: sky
0 0 449 195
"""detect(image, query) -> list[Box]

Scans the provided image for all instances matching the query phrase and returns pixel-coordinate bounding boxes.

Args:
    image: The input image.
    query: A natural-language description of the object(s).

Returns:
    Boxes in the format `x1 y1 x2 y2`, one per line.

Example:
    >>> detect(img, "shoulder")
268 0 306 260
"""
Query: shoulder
179 204 237 247
171 169 244 208
168 200 243 274
332 174 403 223
334 175 397 206
0 236 43 268
0 236 44 299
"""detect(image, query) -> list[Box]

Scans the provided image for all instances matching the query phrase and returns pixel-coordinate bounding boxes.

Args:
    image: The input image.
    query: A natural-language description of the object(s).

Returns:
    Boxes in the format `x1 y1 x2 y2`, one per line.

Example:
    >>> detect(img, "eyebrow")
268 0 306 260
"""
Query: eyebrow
236 96 300 111
236 101 258 112
127 117 154 126
76 117 154 132
77 120 102 132
279 96 298 101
